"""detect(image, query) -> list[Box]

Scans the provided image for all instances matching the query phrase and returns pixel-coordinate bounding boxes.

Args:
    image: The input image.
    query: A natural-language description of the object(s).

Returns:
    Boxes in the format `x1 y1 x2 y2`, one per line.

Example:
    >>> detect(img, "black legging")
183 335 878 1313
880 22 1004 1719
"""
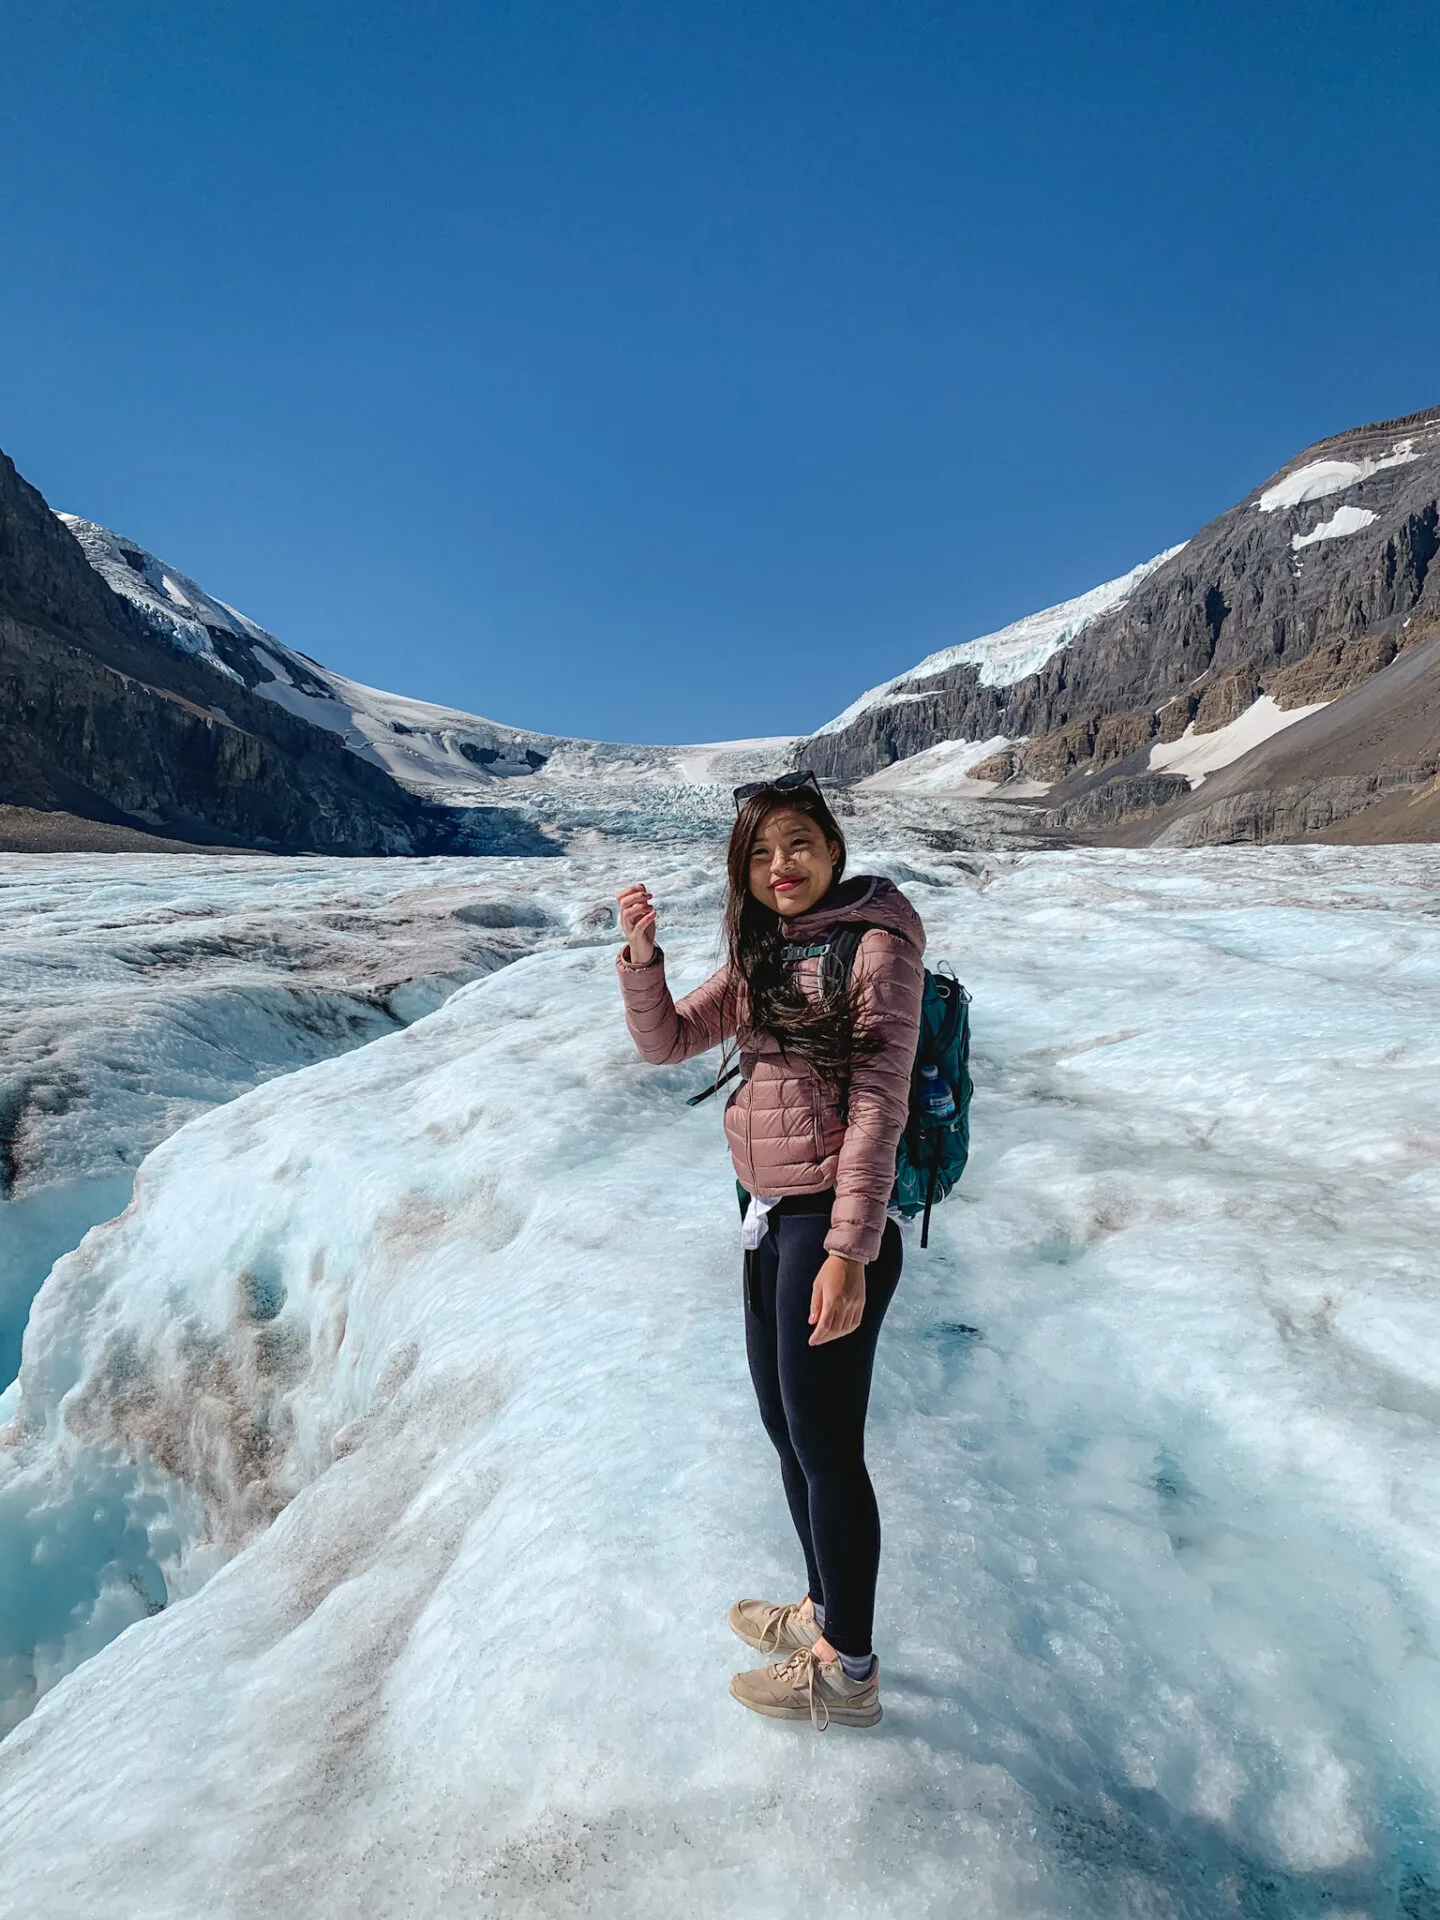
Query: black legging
743 1197 902 1658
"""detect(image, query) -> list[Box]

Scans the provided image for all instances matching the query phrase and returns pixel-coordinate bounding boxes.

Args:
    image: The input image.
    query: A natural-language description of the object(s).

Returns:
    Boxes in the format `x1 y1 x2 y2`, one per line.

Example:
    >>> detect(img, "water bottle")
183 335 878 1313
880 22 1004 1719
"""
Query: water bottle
918 1064 955 1123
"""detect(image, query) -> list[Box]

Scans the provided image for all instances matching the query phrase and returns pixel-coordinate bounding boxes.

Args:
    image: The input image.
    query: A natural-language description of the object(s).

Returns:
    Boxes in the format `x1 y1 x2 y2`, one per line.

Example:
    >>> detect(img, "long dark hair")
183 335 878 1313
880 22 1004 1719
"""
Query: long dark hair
722 781 878 1090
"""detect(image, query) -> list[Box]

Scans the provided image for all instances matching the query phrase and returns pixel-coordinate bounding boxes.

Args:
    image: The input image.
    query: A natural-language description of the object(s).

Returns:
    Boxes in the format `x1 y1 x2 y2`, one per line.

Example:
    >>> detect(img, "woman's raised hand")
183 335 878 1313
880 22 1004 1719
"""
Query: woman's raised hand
616 883 658 965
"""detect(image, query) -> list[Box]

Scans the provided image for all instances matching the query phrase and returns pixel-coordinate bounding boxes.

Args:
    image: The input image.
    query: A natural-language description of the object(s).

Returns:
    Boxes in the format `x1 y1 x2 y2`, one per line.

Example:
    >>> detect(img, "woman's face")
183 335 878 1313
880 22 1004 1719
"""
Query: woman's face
746 806 839 916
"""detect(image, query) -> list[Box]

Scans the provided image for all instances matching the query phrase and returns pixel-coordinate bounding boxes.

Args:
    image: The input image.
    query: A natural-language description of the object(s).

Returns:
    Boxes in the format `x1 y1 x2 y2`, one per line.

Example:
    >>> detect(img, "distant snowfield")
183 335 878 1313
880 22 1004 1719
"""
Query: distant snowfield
247 651 545 786
668 736 797 784
1148 695 1331 788
2 842 1438 1917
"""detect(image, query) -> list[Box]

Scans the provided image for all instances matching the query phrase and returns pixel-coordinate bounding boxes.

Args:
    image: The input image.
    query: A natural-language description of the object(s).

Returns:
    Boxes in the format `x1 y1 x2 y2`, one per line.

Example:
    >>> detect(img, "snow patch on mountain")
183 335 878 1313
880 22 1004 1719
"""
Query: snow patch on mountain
1147 695 1331 788
854 735 1017 796
55 515 570 797
57 515 265 683
813 547 1186 739
249 650 551 790
1292 505 1379 550
1257 440 1420 513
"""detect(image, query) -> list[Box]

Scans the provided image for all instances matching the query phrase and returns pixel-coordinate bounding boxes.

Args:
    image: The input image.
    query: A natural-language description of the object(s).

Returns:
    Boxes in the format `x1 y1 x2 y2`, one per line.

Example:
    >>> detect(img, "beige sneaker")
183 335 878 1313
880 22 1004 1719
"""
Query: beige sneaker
729 1646 882 1730
727 1595 822 1656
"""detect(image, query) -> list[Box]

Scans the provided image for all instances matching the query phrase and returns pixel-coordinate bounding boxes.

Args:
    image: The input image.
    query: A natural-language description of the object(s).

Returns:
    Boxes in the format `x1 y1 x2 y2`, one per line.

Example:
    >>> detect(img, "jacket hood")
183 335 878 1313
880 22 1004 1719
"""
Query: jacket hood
779 873 925 955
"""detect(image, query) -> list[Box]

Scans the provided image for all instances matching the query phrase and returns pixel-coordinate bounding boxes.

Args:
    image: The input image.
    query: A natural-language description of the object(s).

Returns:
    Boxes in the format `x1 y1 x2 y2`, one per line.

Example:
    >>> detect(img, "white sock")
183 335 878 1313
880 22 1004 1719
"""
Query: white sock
836 1650 876 1683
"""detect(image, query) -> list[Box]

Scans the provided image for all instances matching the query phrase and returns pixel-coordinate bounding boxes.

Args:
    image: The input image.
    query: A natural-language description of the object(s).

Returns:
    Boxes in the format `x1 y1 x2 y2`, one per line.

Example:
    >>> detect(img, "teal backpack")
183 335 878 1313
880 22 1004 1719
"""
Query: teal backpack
824 926 972 1246
690 926 973 1248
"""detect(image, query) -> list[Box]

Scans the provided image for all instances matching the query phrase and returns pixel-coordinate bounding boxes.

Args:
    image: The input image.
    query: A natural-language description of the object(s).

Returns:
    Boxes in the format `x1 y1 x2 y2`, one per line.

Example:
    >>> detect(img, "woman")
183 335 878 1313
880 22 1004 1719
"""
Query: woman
616 773 925 1730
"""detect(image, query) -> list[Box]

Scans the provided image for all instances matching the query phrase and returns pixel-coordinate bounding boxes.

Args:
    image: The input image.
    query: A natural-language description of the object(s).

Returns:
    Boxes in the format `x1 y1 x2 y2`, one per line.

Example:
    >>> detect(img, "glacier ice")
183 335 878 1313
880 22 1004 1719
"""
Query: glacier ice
0 843 1438 1916
0 855 578 1389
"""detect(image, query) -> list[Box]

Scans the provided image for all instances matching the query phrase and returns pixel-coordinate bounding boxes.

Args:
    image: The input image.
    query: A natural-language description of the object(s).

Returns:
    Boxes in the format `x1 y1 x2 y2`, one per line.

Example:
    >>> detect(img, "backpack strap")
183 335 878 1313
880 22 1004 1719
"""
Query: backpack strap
685 924 887 1108
830 921 940 1241
925 969 967 1065
685 1061 740 1107
921 1141 943 1249
817 923 887 1125
824 922 868 990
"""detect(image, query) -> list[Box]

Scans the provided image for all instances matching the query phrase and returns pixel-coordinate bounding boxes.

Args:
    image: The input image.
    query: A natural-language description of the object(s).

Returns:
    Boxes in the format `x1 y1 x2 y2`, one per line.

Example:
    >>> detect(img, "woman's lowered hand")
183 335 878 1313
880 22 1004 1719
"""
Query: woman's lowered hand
809 1254 866 1345
616 883 658 965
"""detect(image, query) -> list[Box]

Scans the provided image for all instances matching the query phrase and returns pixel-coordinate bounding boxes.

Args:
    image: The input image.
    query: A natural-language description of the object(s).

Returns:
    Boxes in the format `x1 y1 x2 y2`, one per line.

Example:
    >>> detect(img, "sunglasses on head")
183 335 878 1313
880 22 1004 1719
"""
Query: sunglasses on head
732 768 822 813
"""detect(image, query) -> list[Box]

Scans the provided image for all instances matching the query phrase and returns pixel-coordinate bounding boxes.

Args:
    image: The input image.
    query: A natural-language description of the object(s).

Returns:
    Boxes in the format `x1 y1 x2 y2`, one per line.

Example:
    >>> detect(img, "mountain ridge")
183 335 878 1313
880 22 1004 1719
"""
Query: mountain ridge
4 404 1440 852
0 454 553 855
802 403 1440 844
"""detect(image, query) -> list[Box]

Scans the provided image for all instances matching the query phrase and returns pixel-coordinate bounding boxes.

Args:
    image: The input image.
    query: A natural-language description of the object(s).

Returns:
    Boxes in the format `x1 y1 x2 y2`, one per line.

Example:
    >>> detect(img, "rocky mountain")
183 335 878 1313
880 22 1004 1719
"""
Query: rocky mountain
56 515 567 803
805 405 1440 844
0 450 554 855
1 449 787 854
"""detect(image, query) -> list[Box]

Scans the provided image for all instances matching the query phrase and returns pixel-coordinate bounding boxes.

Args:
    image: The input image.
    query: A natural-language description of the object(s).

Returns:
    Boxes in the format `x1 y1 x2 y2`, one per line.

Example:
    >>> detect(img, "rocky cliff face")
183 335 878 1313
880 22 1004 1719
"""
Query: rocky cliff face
1142 629 1440 848
0 451 547 854
804 405 1440 796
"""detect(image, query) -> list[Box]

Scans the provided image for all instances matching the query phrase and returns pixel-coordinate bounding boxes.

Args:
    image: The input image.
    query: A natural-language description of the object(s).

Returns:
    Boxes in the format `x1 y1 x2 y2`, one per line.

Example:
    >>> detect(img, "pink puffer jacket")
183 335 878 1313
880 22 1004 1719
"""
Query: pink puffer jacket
617 875 926 1264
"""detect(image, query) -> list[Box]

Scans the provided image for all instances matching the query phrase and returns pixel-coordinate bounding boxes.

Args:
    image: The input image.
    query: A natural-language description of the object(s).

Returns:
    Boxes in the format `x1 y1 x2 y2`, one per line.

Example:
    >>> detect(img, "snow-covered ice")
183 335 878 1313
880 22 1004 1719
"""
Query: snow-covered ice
668 737 798 784
1257 441 1420 513
853 738 1055 802
2 842 1439 1916
855 736 1013 793
1148 696 1331 787
1292 506 1380 550
813 548 1186 739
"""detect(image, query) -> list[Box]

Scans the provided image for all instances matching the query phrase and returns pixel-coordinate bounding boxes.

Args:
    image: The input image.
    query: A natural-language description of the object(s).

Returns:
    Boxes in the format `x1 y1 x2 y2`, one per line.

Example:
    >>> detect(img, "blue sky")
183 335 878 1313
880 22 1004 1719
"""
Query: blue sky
2 1 1437 743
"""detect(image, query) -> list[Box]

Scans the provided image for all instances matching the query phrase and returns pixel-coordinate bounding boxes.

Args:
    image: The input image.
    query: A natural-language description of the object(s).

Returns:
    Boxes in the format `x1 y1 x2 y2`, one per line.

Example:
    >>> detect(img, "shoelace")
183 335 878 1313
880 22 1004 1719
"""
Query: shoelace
770 1647 830 1731
755 1602 811 1654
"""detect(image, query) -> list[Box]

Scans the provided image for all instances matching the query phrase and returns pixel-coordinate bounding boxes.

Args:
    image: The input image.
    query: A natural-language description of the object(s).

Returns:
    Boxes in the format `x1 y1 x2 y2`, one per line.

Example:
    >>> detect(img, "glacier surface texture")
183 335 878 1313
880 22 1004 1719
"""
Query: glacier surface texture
1 843 1438 1918
0 857 571 1393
